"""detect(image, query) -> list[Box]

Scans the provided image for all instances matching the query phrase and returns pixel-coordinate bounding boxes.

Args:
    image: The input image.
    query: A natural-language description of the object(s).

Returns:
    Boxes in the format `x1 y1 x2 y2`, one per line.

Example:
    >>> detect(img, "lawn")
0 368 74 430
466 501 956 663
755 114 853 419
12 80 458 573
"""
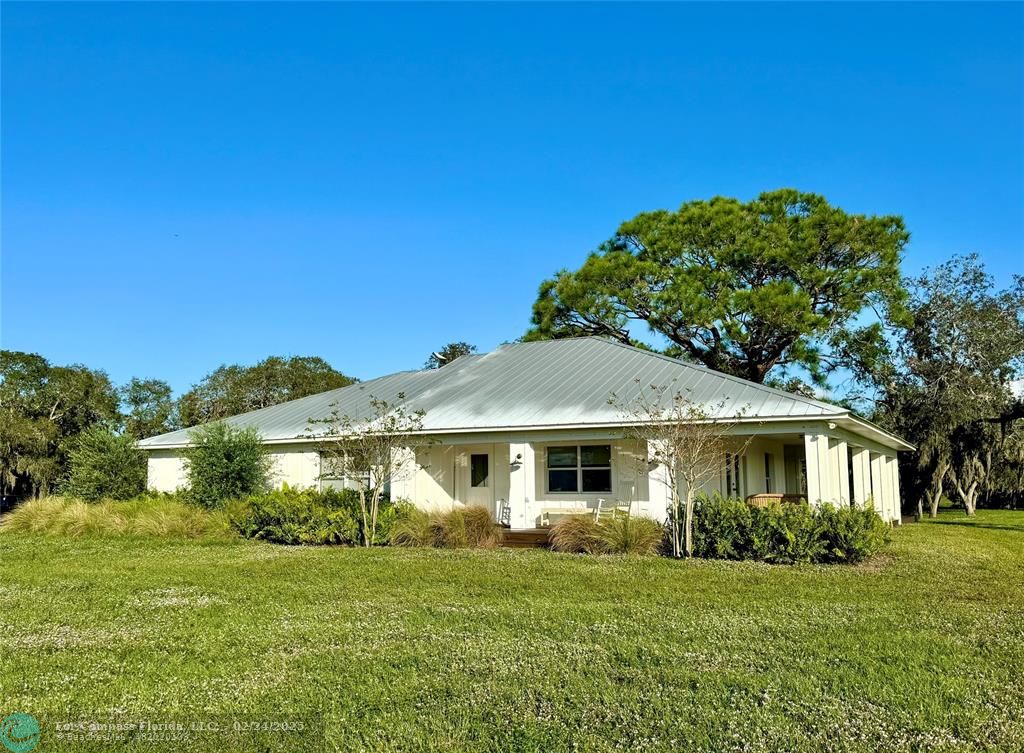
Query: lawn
1 511 1022 753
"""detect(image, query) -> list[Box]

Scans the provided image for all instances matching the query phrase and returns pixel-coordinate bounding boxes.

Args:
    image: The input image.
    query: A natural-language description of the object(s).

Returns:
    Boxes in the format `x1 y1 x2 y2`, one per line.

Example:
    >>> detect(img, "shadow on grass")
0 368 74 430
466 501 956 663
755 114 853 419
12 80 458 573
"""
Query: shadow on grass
926 520 1024 533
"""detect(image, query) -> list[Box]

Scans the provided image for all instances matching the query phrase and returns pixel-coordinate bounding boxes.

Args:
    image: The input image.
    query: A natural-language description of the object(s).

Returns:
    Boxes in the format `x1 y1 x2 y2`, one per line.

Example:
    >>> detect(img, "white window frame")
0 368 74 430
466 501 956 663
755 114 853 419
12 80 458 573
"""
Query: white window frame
545 444 613 495
319 452 372 492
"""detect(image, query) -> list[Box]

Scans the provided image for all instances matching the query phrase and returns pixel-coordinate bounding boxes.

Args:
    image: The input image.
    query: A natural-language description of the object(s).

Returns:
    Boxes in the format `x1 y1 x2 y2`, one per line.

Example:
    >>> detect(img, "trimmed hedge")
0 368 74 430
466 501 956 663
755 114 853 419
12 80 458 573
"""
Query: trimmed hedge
692 494 890 564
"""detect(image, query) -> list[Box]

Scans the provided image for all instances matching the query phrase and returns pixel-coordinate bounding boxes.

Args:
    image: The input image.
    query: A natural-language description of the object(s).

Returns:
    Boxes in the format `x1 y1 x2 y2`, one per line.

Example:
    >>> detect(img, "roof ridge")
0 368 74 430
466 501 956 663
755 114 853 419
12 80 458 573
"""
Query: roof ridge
578 336 847 415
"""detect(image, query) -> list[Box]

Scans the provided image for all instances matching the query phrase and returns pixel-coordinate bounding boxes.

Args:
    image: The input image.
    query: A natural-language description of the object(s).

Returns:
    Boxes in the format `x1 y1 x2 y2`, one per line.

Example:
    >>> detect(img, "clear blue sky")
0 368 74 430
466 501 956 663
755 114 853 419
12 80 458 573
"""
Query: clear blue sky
2 2 1022 394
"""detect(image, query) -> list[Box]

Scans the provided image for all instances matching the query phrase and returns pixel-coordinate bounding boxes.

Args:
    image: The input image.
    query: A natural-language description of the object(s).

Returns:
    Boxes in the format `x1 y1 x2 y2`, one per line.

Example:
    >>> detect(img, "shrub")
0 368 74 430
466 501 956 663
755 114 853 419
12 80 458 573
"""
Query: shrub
63 424 147 501
751 502 827 564
595 514 665 555
390 504 503 548
691 495 890 564
692 493 753 559
817 504 891 563
389 504 435 547
184 423 272 508
227 486 363 546
548 514 601 554
0 496 231 538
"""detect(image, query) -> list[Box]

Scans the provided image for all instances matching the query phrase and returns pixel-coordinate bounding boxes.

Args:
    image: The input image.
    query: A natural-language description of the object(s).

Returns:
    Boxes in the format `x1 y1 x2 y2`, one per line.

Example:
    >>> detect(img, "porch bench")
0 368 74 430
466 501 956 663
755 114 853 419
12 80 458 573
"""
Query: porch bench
745 493 807 508
538 499 631 527
538 507 590 527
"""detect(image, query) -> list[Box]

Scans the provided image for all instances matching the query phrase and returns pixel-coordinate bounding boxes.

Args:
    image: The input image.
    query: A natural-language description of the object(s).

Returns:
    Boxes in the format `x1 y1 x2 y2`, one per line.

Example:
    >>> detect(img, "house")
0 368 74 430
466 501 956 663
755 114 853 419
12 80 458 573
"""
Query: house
140 337 911 527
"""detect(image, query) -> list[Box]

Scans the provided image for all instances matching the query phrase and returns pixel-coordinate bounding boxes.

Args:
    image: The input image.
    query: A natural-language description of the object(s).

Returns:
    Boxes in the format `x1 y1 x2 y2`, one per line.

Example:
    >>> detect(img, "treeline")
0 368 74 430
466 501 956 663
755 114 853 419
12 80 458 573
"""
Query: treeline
0 353 354 499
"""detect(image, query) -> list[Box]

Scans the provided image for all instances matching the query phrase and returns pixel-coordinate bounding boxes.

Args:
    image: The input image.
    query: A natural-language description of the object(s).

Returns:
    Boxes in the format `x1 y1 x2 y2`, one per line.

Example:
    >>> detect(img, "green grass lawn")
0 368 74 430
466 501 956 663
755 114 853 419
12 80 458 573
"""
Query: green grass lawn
1 511 1022 753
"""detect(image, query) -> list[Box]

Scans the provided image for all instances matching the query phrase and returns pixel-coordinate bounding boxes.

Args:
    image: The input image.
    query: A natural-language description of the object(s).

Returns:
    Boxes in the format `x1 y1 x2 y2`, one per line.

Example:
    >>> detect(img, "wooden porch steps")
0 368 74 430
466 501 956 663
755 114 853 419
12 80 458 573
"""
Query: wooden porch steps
500 528 550 549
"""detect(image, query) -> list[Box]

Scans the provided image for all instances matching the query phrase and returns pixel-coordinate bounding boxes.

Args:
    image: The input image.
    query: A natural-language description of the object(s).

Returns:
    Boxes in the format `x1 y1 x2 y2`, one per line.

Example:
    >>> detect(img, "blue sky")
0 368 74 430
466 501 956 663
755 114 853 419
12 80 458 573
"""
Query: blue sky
2 2 1022 394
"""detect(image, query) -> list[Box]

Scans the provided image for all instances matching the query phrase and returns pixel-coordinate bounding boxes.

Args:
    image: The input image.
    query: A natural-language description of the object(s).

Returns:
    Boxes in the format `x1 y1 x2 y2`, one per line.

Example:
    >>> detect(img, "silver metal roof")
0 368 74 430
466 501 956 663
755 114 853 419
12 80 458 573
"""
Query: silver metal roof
141 337 877 449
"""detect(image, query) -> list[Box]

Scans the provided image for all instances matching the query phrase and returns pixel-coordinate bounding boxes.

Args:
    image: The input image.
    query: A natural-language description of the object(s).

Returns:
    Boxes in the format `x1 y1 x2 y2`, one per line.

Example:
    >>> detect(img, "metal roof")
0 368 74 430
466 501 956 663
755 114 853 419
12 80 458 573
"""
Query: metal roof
141 337 904 449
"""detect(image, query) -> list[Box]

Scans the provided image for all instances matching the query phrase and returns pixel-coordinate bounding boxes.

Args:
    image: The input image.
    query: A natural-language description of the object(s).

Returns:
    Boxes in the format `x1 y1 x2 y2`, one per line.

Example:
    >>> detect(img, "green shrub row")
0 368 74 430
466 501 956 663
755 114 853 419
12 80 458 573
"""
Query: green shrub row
390 504 504 548
691 494 890 564
226 485 396 546
548 513 665 556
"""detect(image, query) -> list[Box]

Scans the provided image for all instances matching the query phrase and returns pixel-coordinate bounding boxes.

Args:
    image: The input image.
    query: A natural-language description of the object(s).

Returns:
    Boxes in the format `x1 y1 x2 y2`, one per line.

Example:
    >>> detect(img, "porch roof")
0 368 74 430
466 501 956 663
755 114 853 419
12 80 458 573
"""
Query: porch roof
140 337 909 450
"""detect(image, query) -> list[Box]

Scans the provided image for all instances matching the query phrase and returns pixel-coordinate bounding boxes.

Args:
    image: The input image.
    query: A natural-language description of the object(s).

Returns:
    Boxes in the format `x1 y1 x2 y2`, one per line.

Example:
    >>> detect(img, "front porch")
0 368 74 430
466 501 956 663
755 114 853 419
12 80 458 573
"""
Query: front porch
390 425 904 531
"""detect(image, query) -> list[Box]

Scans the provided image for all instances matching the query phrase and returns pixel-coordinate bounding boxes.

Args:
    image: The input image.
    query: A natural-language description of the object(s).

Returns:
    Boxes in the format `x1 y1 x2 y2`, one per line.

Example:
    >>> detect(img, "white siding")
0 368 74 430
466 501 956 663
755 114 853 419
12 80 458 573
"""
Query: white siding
147 451 188 493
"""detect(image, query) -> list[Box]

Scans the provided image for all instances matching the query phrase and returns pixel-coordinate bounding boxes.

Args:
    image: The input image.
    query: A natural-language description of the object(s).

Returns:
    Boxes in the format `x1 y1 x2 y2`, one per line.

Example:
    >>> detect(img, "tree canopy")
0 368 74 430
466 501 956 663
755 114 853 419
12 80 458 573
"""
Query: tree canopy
525 189 909 385
873 255 1024 516
178 356 356 427
0 351 121 497
425 342 477 369
121 377 178 439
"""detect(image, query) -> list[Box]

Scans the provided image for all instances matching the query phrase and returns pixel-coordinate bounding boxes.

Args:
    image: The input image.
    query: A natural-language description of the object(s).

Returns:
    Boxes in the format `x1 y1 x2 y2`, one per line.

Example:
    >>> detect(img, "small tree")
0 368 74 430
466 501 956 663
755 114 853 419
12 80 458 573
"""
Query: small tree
425 342 476 369
183 422 272 507
615 383 750 558
64 424 147 501
309 394 427 546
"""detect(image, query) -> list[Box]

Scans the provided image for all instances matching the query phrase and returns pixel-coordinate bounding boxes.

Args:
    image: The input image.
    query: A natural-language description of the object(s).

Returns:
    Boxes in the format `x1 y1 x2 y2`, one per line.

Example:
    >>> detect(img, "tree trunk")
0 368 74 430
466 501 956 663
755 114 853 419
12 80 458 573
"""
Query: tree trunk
684 487 695 559
964 490 978 517
358 488 372 547
670 486 682 559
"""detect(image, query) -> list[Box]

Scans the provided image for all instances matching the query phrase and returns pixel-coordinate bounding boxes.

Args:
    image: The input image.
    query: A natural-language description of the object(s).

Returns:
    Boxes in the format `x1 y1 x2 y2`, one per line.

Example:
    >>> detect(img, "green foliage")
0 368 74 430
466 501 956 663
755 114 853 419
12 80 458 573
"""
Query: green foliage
120 377 178 439
751 503 827 564
525 189 909 384
390 504 503 548
310 394 427 547
549 513 664 555
816 504 892 563
183 423 272 508
693 495 889 564
873 254 1024 517
179 355 356 428
227 486 361 546
0 495 231 538
691 493 753 559
63 424 147 501
425 341 477 369
0 350 121 497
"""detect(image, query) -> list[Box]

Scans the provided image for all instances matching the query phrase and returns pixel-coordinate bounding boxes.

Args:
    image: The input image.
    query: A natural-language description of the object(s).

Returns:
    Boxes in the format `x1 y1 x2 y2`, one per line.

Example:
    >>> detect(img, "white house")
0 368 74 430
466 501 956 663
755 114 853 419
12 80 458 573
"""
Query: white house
140 337 911 527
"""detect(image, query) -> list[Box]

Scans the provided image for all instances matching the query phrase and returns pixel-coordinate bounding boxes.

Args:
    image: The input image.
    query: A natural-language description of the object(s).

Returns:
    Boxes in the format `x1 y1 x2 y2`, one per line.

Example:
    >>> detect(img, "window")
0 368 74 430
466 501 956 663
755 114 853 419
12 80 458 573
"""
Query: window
764 453 774 494
320 453 371 492
470 453 489 488
546 445 612 493
725 453 742 497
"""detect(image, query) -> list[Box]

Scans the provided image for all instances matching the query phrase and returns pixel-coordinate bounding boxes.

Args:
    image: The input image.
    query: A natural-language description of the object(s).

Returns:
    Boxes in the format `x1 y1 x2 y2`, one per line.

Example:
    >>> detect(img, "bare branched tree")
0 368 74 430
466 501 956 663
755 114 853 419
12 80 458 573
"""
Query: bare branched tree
308 393 428 546
614 382 752 558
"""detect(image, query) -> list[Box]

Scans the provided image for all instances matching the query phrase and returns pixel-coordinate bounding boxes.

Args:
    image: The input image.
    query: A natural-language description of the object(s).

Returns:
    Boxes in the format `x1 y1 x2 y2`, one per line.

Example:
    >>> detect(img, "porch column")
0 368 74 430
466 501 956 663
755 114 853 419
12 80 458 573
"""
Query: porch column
885 454 902 524
833 438 851 506
850 447 871 506
508 442 534 529
869 452 887 518
803 433 829 505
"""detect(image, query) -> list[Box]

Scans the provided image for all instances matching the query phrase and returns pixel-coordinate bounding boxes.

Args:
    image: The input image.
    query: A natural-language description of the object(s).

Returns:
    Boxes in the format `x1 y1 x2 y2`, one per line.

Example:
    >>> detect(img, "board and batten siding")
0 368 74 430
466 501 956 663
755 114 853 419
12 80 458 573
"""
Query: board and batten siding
146 445 322 493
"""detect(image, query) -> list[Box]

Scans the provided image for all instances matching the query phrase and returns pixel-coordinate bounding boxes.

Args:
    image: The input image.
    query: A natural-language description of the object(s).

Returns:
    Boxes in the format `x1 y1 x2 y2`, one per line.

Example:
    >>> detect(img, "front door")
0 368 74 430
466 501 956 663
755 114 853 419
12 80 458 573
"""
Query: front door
461 445 493 509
